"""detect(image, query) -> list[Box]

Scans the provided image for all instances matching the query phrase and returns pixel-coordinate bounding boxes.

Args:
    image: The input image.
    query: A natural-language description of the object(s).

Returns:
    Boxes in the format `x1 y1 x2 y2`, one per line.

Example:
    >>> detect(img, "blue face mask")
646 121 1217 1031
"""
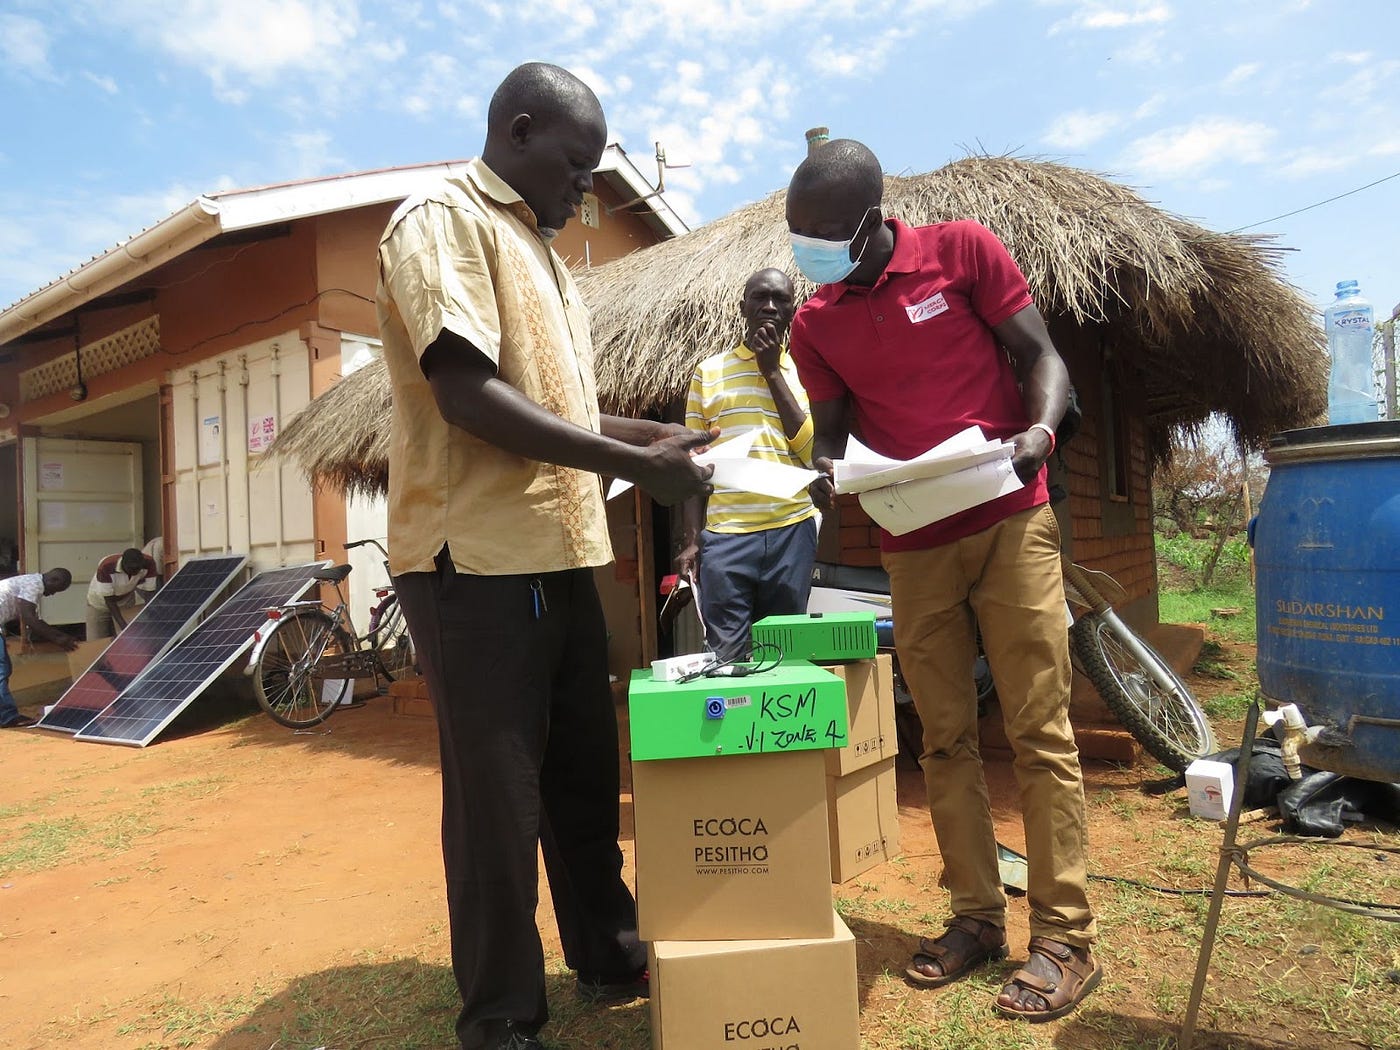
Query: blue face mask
789 206 878 285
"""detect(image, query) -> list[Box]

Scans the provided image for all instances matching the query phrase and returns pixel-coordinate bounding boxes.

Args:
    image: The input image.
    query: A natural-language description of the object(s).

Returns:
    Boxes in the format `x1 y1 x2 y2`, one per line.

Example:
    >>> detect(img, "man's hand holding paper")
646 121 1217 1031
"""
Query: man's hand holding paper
830 426 1025 536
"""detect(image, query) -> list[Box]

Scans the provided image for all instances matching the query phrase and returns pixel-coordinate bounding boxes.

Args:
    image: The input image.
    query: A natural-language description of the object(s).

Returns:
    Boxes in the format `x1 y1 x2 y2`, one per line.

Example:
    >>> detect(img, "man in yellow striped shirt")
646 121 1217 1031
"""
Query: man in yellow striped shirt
677 268 818 660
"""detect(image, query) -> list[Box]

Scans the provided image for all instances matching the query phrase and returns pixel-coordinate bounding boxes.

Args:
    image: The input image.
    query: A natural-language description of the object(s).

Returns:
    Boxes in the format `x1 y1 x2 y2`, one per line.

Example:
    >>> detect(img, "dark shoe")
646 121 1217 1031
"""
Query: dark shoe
906 915 1008 988
1 715 36 728
994 937 1103 1022
576 967 649 1004
485 1020 544 1050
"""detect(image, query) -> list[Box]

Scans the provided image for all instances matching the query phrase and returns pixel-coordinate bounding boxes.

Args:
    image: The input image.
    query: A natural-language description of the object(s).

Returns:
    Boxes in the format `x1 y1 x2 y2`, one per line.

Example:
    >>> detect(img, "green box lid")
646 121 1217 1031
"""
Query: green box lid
751 611 878 662
628 661 848 762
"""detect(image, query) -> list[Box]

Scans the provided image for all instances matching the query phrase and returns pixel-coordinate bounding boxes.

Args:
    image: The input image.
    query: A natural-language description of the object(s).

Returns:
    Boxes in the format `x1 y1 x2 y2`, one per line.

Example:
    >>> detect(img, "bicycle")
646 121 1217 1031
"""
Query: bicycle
809 553 1216 774
246 538 415 729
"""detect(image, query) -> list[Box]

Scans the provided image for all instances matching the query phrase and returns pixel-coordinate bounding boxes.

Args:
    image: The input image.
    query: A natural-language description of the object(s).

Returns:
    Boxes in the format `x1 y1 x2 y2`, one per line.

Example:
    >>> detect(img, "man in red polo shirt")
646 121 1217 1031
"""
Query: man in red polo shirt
786 139 1100 1023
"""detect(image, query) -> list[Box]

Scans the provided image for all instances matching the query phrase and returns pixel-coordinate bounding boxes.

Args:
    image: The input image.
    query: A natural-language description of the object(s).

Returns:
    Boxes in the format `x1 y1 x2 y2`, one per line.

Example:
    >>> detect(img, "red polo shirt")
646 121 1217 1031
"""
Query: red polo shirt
790 218 1047 552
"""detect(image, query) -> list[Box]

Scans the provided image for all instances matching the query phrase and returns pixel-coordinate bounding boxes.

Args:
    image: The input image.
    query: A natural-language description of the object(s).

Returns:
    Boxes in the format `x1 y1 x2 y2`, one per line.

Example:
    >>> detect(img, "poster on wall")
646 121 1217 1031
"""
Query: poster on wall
199 415 223 465
247 413 278 454
40 462 64 489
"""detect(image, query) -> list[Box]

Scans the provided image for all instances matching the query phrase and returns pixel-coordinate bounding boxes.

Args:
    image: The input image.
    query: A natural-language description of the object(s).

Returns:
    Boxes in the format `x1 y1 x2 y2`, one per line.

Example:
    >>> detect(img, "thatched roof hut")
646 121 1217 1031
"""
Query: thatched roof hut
270 155 1325 498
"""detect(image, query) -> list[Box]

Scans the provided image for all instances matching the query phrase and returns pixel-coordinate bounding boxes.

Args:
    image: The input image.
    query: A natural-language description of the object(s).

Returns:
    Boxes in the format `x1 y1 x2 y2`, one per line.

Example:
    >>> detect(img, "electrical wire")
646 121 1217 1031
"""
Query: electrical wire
675 641 785 683
1226 169 1400 234
169 287 375 358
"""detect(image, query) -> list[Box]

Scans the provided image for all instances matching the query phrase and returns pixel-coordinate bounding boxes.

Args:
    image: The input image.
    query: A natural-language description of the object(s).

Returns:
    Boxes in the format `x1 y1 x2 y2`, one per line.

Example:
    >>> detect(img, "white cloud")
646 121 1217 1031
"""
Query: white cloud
1050 2 1172 33
0 14 55 79
401 52 480 119
1118 116 1276 181
1043 109 1122 149
83 71 120 95
1278 150 1353 179
83 0 373 103
280 131 346 179
1222 62 1260 89
808 28 909 77
1322 58 1400 103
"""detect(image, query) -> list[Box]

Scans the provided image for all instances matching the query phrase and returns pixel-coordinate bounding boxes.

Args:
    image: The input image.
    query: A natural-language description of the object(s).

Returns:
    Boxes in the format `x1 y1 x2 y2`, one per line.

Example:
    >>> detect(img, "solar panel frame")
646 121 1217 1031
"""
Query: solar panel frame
37 554 250 734
72 562 329 748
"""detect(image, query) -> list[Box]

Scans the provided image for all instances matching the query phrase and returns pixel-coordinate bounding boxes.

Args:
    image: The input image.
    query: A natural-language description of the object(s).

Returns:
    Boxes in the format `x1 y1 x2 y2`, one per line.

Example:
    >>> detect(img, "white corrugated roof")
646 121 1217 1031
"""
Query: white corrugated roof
0 145 686 347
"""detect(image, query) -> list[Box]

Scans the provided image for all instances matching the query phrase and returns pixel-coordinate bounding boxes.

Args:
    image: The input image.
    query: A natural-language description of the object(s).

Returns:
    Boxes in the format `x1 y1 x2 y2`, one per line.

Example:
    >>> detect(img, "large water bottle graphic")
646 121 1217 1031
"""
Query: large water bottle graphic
1325 279 1377 424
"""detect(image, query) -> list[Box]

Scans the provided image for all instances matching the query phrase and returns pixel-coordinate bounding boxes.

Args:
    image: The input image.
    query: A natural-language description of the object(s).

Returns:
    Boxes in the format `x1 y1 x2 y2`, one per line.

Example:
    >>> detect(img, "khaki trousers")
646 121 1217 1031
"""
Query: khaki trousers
885 503 1096 948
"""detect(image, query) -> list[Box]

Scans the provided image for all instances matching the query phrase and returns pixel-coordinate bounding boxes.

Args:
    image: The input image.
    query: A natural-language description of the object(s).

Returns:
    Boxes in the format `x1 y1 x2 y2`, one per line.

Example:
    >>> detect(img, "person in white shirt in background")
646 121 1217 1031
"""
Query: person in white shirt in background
1 568 78 728
85 548 162 640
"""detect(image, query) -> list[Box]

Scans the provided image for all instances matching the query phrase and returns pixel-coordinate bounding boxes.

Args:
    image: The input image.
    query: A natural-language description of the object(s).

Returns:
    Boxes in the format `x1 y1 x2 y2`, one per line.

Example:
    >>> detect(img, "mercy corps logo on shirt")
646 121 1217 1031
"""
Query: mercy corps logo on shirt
904 291 950 324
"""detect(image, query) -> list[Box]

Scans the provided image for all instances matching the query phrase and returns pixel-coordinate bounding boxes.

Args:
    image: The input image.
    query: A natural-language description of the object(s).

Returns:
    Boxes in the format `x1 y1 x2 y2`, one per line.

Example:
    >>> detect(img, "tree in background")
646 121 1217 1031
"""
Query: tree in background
1153 428 1269 588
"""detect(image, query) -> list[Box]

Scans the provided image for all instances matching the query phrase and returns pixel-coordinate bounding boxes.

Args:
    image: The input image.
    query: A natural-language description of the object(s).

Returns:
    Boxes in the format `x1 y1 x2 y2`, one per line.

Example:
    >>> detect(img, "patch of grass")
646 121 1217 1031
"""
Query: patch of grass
139 775 231 800
0 815 89 874
1204 691 1254 720
1158 580 1258 644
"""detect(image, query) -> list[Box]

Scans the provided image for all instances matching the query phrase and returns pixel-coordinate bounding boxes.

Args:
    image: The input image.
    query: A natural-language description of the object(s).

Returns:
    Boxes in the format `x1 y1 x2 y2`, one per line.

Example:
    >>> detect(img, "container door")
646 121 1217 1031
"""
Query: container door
21 436 144 625
169 332 316 573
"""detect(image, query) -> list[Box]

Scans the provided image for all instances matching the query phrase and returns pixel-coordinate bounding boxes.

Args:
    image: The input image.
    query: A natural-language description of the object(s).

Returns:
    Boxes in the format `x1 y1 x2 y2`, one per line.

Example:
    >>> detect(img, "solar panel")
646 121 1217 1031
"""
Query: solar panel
38 555 249 734
72 563 327 747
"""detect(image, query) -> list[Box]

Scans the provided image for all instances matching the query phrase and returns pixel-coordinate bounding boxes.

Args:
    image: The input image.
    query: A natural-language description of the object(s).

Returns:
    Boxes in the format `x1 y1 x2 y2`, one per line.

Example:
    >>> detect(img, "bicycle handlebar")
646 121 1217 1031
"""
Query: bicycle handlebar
345 538 390 561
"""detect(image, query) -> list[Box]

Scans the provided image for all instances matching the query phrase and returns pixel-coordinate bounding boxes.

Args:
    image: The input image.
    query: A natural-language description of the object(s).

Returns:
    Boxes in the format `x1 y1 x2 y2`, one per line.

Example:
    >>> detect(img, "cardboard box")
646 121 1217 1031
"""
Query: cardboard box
823 655 897 777
649 911 859 1050
1185 758 1235 821
632 749 834 941
628 663 847 762
826 758 900 883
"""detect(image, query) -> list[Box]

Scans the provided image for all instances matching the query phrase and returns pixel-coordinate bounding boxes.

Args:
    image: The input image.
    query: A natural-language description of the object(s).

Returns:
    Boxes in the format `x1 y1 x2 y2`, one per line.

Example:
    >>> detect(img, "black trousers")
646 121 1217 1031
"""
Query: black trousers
394 552 644 1050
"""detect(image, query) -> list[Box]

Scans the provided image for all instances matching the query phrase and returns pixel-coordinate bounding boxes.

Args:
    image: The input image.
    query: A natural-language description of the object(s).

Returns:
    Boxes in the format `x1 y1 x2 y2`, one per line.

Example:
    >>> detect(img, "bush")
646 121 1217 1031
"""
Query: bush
1156 531 1251 587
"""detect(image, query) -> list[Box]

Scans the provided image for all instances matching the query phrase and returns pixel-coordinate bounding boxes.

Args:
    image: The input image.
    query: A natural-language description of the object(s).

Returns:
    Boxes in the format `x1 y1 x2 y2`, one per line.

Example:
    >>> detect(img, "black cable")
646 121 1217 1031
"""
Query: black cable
1088 872 1272 898
1226 169 1400 233
168 287 375 358
675 641 785 683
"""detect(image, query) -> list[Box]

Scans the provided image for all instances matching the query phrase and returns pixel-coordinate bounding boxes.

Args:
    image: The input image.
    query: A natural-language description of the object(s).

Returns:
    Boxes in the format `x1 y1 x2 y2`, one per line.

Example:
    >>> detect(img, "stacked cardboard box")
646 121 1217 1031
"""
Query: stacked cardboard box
823 656 901 884
629 659 861 1050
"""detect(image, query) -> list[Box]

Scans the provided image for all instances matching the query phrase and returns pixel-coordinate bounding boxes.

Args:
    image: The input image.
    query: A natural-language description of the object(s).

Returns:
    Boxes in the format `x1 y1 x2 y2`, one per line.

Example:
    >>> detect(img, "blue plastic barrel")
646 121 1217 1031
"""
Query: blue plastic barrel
1253 421 1400 782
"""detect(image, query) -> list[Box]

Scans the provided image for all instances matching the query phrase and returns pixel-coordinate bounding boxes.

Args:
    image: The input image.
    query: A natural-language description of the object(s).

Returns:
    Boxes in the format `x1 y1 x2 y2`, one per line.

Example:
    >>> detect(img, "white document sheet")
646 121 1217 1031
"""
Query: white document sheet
857 455 1024 536
832 425 1010 494
606 430 819 502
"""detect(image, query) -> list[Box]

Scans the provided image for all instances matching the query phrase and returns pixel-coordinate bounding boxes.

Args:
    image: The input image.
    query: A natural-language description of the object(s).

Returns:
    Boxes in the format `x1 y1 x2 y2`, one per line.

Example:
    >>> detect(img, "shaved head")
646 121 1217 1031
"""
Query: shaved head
789 139 884 212
743 267 792 298
487 62 603 139
481 62 608 233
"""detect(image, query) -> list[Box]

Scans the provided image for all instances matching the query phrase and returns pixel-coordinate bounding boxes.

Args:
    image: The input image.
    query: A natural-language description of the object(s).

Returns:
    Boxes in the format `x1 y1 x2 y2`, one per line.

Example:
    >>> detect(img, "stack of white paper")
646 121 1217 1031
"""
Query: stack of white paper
607 429 820 502
832 426 1024 536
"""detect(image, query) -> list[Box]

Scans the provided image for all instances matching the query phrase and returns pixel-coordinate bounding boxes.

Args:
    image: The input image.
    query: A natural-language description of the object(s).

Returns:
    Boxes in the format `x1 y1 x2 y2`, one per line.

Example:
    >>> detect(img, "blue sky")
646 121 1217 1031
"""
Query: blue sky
2 0 1398 326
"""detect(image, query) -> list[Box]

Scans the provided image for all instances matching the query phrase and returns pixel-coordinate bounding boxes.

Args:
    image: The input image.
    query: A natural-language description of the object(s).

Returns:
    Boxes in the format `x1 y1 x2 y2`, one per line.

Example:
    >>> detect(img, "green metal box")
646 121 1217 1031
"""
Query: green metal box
628 662 848 762
751 611 878 663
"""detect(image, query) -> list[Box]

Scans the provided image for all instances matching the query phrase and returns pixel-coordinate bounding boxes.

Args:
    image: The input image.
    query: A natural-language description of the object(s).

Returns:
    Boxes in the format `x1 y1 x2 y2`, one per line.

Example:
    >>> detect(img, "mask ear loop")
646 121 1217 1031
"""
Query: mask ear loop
846 205 881 272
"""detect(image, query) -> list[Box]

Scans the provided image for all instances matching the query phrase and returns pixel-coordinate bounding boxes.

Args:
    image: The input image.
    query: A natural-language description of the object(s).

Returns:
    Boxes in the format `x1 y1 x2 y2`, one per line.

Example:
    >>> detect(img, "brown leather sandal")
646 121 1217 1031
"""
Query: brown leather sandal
994 937 1103 1022
905 916 1008 988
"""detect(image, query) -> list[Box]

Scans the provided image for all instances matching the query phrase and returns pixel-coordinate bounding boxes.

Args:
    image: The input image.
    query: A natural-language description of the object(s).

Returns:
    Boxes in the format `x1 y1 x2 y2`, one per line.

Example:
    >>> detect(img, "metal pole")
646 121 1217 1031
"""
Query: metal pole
1180 699 1262 1049
1384 304 1399 420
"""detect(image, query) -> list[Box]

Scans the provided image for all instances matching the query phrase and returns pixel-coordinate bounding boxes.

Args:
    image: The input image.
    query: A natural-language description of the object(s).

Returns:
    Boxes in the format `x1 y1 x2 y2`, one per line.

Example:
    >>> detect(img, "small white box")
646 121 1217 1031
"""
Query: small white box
650 653 717 682
1185 759 1235 820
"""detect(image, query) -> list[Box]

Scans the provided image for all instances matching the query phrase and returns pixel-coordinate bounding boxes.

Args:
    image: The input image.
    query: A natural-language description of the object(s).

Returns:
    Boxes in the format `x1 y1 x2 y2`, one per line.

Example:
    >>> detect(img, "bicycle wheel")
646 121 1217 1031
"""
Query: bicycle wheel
253 609 354 729
1070 613 1217 772
368 595 415 681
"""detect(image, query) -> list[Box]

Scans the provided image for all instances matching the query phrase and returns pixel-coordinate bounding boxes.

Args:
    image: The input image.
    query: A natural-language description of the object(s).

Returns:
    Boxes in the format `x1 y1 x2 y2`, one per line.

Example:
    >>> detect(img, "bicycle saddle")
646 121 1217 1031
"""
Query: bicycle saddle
313 564 353 583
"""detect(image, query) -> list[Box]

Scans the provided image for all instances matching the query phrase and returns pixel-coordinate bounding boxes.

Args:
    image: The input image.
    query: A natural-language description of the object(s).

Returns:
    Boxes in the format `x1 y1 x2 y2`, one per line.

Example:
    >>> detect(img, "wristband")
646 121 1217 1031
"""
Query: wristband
1028 422 1056 454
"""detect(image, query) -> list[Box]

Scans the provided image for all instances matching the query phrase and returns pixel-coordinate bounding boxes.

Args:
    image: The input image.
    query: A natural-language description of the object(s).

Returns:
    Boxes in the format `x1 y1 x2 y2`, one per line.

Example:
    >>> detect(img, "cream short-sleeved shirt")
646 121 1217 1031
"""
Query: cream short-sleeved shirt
377 158 613 577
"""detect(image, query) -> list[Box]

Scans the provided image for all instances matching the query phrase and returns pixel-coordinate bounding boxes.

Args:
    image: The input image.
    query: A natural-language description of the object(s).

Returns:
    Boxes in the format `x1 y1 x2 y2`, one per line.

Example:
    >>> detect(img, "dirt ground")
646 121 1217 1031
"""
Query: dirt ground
2 638 1395 1050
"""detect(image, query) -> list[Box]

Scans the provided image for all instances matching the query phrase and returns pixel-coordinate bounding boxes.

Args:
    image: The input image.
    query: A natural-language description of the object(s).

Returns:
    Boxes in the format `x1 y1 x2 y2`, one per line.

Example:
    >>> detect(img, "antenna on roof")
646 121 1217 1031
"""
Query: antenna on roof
606 142 690 215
